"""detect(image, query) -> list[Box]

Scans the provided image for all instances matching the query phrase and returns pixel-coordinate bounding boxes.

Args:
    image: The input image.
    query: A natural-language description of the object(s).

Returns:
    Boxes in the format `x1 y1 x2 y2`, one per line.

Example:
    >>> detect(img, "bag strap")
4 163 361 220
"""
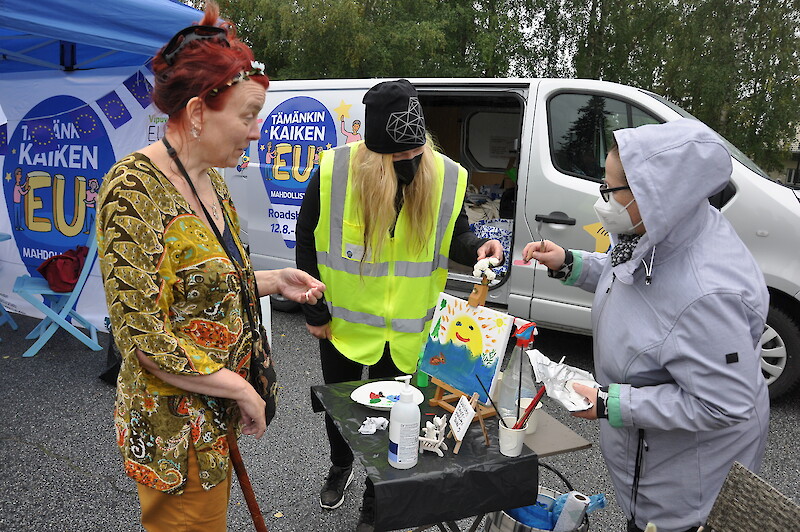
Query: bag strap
162 136 262 340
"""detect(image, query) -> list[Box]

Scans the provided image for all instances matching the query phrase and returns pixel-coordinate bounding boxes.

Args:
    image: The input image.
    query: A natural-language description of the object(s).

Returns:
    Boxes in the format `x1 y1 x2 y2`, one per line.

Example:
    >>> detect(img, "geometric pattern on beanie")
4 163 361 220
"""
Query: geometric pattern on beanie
386 97 426 145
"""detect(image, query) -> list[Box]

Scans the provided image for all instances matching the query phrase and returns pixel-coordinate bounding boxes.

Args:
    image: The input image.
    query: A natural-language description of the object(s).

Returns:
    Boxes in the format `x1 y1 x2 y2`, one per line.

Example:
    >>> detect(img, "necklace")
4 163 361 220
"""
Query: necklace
162 136 219 222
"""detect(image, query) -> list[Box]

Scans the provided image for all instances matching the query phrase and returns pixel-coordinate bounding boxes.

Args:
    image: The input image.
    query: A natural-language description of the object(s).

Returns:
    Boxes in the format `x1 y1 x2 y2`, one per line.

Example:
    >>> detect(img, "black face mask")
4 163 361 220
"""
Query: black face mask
393 153 423 185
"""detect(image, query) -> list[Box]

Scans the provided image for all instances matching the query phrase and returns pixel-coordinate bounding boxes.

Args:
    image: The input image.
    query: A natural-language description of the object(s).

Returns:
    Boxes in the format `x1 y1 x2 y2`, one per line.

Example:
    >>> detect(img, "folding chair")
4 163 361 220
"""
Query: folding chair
0 301 18 336
699 461 800 532
12 226 101 358
0 232 20 341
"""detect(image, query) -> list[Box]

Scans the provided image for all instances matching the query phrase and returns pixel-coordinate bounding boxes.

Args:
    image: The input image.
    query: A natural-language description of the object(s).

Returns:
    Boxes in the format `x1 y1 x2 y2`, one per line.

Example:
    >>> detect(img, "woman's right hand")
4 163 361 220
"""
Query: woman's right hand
237 385 267 439
522 240 566 271
306 322 332 340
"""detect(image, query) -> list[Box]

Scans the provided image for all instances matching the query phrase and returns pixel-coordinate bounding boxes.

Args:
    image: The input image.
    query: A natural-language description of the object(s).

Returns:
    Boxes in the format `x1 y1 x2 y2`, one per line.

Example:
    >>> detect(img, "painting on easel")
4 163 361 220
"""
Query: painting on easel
419 293 514 404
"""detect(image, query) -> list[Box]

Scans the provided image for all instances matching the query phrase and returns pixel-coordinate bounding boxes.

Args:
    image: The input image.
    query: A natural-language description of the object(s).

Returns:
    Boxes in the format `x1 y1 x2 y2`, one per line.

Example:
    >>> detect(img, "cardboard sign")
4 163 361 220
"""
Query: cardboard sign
448 395 476 443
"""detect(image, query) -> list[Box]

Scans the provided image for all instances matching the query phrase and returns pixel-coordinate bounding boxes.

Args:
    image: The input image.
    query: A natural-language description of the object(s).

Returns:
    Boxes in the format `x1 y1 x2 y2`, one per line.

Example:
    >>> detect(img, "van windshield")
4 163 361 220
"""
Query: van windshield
640 90 771 180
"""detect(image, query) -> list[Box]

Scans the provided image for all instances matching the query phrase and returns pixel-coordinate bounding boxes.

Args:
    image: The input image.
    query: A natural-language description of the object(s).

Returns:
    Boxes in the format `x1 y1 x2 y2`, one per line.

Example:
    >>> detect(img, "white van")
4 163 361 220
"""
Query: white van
225 78 800 399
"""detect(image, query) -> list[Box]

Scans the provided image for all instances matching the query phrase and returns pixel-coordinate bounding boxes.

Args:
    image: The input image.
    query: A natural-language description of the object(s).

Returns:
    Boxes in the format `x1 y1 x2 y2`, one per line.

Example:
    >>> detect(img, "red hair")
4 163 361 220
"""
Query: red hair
150 1 269 123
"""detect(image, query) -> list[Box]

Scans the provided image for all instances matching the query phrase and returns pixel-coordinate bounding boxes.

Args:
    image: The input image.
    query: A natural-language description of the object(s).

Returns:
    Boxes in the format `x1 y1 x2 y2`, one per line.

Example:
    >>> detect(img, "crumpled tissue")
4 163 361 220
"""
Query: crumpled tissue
473 257 500 281
526 349 599 412
358 417 389 435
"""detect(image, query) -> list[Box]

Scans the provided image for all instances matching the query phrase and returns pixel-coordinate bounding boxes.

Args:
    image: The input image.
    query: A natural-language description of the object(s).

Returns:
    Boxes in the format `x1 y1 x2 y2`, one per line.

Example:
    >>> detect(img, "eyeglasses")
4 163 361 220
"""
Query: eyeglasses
162 25 228 66
599 183 631 202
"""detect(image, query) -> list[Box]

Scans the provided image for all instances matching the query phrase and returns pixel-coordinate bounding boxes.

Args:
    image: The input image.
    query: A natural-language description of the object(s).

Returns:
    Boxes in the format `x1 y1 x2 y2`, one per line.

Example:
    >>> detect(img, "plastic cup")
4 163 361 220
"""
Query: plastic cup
517 398 544 434
498 416 527 457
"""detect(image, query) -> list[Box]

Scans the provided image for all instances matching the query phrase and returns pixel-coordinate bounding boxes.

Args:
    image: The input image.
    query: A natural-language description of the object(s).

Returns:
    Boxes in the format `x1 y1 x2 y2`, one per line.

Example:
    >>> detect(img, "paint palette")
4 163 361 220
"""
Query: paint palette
350 380 425 411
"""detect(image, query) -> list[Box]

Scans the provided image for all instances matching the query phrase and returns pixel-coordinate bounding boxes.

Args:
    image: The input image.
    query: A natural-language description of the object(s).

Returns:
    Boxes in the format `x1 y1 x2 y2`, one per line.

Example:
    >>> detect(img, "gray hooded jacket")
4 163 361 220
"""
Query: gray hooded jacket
566 118 769 531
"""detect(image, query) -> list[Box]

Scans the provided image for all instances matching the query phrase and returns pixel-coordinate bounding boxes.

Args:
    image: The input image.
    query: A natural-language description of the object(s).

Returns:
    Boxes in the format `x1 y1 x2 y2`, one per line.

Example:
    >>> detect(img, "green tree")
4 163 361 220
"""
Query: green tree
569 0 800 172
215 0 539 79
211 0 798 171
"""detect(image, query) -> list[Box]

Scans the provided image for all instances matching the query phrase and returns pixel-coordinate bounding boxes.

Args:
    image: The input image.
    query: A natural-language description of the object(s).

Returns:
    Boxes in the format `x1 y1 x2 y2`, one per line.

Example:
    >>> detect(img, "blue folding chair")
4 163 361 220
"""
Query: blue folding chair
0 232 20 342
13 226 101 358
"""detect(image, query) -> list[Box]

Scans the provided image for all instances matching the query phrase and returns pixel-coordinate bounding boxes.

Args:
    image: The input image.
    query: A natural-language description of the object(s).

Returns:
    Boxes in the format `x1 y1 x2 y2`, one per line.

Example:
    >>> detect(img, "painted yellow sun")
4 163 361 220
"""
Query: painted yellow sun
446 314 483 357
438 296 504 359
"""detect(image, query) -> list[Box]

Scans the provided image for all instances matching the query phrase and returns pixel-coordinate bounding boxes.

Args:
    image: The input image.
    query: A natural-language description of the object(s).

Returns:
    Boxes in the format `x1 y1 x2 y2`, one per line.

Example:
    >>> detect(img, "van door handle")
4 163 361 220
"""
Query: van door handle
534 212 576 225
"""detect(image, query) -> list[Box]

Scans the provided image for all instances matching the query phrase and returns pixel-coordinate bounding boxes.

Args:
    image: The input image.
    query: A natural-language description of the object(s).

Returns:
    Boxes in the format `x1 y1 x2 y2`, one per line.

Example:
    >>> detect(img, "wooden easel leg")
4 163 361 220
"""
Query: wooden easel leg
469 393 491 447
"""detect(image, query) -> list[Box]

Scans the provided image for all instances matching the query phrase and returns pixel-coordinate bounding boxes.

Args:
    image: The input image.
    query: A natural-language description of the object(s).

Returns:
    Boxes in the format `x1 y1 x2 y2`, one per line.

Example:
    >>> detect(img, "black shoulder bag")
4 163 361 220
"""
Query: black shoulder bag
163 137 277 427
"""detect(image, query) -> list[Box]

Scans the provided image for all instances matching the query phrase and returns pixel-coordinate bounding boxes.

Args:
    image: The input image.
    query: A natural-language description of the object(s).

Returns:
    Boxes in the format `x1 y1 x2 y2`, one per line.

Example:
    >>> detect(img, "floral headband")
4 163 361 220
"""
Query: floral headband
209 61 266 96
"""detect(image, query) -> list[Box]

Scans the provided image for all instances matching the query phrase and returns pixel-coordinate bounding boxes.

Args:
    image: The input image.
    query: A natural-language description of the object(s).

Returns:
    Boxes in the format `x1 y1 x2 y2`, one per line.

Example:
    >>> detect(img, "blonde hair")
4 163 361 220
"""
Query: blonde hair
351 135 438 269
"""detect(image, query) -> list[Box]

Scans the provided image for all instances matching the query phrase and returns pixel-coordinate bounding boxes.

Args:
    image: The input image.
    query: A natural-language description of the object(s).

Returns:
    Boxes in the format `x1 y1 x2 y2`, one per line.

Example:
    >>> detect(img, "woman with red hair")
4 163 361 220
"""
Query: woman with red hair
96 3 325 530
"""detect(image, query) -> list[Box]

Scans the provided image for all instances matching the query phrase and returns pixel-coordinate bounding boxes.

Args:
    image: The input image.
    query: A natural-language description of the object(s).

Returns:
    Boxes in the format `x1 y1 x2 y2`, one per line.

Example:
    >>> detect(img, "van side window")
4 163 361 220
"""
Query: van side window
549 93 659 181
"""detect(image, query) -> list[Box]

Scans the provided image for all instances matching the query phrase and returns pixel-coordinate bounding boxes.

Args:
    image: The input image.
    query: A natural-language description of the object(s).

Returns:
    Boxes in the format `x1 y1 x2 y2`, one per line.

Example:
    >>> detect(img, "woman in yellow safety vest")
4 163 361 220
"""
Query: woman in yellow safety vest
296 79 504 532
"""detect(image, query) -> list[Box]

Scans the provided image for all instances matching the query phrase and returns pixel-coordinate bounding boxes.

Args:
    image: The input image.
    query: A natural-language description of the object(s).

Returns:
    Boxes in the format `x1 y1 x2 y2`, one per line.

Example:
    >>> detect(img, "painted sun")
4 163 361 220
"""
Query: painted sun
438 296 502 359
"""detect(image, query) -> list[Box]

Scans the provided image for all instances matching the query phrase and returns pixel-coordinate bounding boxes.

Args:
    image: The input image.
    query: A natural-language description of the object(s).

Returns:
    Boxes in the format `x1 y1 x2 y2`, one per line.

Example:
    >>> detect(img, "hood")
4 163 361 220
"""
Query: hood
611 118 732 283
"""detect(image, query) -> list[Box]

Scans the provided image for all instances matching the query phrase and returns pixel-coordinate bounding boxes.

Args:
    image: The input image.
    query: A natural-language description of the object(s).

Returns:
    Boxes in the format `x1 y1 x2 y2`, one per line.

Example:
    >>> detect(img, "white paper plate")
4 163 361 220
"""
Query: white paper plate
350 380 425 411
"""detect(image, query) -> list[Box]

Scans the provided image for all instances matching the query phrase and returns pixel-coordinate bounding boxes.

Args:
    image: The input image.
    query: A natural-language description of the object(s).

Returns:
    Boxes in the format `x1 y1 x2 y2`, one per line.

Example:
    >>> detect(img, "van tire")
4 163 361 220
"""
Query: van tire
761 304 800 400
270 294 301 313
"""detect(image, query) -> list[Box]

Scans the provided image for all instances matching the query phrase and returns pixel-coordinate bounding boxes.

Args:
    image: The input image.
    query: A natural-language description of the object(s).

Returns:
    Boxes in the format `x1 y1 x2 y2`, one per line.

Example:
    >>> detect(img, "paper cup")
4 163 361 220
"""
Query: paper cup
517 398 544 434
498 416 527 457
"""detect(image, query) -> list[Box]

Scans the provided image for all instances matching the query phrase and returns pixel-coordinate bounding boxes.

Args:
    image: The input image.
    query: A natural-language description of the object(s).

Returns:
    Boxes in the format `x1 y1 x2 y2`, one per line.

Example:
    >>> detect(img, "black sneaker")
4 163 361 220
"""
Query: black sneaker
319 464 354 509
355 495 375 532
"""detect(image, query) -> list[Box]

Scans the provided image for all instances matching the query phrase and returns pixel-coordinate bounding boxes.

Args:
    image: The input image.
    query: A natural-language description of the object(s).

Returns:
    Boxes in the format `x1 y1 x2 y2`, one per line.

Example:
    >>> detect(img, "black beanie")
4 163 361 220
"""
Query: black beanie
362 79 426 154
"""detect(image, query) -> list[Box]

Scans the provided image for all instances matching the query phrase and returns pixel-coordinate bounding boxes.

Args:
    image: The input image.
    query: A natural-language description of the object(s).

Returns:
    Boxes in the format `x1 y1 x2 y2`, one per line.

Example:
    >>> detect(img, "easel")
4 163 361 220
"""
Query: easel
427 269 497 452
429 379 491 451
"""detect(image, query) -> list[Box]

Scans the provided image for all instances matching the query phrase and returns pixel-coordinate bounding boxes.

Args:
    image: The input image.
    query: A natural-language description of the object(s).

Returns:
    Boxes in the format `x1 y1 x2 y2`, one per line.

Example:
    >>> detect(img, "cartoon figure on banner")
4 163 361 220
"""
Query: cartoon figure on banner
12 167 29 231
259 96 337 249
334 99 362 144
262 141 276 167
420 293 514 403
340 116 362 143
236 145 251 172
2 94 115 274
82 178 99 234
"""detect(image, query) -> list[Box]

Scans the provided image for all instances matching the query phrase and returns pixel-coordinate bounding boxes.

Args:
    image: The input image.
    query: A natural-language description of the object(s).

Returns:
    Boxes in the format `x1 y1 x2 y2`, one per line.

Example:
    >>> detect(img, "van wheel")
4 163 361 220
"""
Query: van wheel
761 304 800 400
270 294 301 313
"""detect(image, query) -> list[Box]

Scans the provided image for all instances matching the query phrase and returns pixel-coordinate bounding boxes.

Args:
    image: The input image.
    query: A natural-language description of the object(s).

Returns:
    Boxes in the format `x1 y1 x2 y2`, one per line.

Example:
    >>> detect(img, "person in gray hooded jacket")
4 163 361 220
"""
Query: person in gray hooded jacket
523 118 769 532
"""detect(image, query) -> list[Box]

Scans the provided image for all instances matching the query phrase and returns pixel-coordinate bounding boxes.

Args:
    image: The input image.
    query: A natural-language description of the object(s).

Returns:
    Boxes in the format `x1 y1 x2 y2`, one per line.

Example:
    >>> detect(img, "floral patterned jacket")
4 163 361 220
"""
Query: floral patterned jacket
97 153 258 494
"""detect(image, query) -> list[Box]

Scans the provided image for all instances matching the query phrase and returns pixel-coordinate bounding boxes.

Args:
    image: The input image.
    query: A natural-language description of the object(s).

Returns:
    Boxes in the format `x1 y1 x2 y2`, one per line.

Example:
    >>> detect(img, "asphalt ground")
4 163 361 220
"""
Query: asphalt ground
0 310 797 532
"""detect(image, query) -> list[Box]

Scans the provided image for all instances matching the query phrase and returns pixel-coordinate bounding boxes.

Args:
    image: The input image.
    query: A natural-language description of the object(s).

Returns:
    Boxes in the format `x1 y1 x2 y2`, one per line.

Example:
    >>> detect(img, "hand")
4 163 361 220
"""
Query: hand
278 268 326 304
237 385 267 438
522 240 566 270
570 383 598 420
477 239 504 263
306 322 332 340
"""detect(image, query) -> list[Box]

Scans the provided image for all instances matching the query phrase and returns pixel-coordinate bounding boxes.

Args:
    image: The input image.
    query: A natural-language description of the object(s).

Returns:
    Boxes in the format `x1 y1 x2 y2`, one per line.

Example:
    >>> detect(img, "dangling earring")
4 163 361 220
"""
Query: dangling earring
191 124 200 139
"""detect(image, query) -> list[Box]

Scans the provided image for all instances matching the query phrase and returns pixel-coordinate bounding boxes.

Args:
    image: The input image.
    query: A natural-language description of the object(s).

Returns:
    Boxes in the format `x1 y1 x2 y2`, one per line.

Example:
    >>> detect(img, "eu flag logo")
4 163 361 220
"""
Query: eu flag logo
23 117 57 153
96 91 132 129
124 71 153 109
69 105 103 141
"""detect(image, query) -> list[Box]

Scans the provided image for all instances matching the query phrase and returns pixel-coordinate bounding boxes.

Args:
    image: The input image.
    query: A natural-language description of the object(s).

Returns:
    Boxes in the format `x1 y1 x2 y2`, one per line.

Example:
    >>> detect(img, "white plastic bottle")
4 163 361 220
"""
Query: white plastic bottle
388 375 420 469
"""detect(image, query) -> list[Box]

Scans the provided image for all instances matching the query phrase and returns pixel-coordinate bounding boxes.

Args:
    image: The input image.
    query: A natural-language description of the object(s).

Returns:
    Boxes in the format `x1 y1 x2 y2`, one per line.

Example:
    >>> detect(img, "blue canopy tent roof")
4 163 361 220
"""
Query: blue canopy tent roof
0 0 203 73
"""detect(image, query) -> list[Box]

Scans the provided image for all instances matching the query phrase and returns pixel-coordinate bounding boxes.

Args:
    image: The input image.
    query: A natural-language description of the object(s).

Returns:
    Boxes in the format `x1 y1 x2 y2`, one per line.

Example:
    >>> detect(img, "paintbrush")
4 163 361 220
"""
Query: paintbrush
513 384 546 429
475 374 509 428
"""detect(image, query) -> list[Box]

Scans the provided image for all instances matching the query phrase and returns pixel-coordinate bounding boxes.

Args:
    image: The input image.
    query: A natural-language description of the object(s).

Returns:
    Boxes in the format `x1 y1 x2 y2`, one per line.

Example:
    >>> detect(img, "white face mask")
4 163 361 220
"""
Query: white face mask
593 194 642 235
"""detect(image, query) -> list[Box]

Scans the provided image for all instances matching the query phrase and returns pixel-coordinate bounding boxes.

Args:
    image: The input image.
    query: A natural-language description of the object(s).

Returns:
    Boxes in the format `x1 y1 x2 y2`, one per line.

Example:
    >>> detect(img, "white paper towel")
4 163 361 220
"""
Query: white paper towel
553 491 590 531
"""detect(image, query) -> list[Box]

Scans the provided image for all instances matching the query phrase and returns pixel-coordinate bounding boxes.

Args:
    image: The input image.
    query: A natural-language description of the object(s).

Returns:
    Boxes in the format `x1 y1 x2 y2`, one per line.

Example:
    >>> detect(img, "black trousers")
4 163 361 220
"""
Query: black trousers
319 338 403 498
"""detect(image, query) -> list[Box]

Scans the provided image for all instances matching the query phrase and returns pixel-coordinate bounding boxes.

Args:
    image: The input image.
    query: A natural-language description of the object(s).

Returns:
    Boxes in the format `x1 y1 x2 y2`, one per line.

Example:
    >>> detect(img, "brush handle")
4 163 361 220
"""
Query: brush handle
513 385 546 429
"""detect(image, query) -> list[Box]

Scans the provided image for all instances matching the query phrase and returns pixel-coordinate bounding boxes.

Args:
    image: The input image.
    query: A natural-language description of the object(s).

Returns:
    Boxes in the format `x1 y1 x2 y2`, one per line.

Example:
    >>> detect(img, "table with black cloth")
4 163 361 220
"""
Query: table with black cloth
311 379 591 532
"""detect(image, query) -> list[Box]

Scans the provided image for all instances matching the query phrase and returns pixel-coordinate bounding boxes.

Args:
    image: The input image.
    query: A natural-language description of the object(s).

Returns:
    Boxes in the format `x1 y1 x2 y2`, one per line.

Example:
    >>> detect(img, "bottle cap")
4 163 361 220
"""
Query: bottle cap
395 375 413 403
